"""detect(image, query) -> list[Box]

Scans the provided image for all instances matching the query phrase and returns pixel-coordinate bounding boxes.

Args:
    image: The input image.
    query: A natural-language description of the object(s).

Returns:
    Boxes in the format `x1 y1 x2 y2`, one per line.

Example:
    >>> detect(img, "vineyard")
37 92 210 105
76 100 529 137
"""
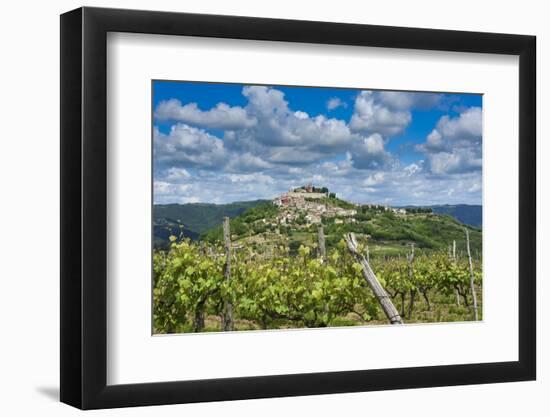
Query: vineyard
153 222 482 334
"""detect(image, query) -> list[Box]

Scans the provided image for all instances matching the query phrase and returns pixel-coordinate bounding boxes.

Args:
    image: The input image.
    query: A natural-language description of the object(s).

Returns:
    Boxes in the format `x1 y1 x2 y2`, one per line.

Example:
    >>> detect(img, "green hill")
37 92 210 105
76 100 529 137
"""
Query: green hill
153 200 266 248
200 198 481 258
154 196 482 257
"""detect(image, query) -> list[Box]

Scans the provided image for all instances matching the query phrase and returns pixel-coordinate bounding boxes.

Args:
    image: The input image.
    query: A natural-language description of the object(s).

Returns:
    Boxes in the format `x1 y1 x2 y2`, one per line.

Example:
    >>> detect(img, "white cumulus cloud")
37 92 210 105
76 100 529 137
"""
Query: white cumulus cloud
350 133 391 169
327 97 347 111
378 91 442 111
427 148 482 175
417 107 482 175
154 124 227 169
363 172 386 186
350 91 411 137
154 99 256 130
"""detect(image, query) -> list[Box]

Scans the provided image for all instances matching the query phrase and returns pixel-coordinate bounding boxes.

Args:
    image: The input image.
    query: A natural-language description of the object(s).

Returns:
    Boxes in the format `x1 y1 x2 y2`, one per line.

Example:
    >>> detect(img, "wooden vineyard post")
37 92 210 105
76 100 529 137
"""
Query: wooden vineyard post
453 239 460 306
318 225 329 320
407 243 415 319
344 233 403 325
318 225 327 263
222 217 234 331
465 228 479 321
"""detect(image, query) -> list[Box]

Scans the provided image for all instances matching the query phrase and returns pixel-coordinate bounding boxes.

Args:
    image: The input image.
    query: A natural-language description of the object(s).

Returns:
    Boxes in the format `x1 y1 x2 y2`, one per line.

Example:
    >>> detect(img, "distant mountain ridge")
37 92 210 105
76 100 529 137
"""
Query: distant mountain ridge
154 200 267 248
429 204 482 228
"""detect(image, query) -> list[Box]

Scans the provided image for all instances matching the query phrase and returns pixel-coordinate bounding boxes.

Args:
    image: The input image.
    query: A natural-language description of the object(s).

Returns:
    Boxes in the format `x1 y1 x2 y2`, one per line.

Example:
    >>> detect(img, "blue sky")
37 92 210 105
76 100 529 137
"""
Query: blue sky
153 81 482 206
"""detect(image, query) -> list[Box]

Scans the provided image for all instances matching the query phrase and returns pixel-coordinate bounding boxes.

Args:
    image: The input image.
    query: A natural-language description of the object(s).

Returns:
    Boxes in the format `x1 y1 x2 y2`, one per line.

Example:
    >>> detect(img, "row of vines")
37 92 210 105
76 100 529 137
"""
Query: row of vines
153 235 482 333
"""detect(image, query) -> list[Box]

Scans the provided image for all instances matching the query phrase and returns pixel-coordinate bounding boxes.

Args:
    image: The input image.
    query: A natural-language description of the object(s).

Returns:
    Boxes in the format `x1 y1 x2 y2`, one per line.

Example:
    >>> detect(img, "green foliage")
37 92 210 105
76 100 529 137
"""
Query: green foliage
153 200 268 247
324 196 356 210
153 236 482 333
201 202 278 242
295 213 306 225
233 245 379 328
375 251 481 313
153 239 227 333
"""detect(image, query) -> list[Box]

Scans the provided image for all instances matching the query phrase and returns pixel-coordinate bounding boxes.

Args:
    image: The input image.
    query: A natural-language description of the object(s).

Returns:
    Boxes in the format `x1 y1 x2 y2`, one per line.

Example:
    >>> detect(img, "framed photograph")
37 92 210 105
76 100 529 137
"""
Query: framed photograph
60 6 536 409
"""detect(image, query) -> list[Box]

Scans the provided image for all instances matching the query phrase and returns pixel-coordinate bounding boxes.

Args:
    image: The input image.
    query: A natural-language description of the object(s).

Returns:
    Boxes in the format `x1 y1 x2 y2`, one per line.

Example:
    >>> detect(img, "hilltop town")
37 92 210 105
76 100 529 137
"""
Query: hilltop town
273 184 356 225
271 184 406 227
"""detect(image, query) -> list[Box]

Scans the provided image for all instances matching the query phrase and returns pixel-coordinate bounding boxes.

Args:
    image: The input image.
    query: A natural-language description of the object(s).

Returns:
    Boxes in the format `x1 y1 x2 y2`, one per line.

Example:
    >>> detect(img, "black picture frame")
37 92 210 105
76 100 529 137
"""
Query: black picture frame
60 6 536 410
